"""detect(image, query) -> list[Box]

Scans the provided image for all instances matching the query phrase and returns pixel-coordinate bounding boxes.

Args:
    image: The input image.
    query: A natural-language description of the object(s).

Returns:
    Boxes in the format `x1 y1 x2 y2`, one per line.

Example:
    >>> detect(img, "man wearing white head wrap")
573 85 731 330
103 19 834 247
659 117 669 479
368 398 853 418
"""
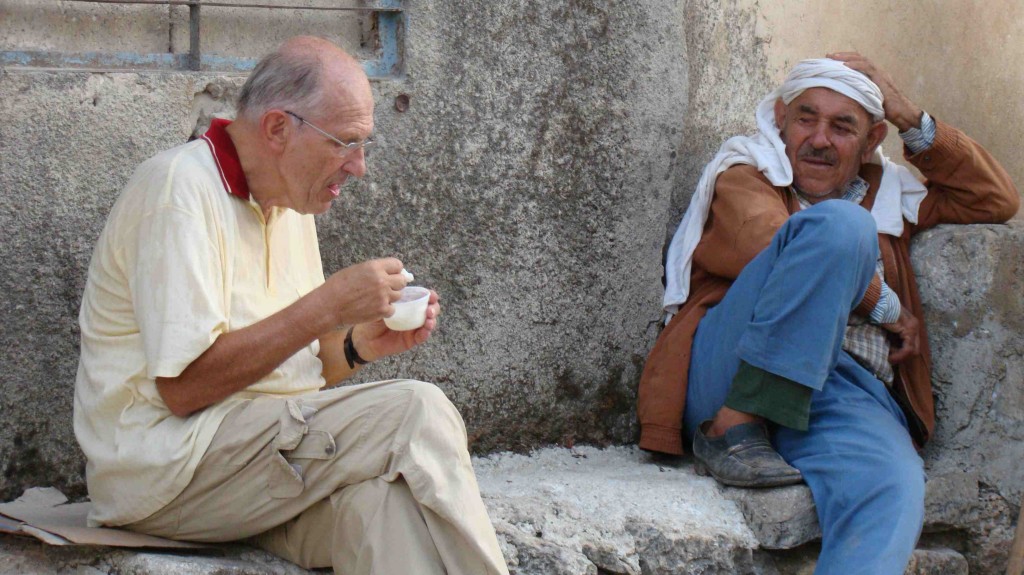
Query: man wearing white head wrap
638 53 1018 575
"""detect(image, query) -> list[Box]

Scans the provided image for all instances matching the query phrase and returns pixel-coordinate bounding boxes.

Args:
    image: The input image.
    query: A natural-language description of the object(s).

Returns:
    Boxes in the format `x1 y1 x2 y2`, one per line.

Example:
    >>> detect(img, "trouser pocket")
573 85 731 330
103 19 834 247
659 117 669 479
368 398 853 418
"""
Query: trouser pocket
267 399 338 498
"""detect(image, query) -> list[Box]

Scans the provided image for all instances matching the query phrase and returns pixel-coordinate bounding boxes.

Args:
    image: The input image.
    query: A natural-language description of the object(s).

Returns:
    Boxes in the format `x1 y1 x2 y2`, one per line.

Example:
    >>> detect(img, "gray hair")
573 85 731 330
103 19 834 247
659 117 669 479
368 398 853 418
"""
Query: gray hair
236 49 327 121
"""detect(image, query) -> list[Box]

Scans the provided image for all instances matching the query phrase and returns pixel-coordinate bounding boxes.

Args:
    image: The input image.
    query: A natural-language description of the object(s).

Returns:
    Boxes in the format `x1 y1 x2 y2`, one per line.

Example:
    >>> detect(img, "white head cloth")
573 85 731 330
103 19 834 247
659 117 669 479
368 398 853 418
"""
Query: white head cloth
662 58 928 315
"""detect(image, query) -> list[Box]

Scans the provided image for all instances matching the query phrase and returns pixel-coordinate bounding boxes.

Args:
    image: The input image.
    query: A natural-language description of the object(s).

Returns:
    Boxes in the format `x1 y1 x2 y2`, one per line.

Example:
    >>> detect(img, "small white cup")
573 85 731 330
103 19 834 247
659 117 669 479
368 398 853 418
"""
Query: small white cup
383 286 431 331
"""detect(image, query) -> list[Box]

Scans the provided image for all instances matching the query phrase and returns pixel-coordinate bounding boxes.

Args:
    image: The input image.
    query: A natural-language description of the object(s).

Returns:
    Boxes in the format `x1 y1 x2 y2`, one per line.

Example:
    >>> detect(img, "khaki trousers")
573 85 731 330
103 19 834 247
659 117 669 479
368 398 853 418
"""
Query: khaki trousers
128 379 509 575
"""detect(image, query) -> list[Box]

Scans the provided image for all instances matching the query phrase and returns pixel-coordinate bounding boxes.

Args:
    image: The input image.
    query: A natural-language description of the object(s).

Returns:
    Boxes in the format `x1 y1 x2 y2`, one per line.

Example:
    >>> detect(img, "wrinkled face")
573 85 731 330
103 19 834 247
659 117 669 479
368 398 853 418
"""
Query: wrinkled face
279 79 375 215
775 87 885 200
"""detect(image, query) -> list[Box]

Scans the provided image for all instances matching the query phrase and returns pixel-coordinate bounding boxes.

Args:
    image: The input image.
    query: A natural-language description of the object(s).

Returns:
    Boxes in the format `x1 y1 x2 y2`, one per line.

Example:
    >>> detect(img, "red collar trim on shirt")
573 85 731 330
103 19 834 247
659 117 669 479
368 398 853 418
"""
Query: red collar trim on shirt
201 118 251 201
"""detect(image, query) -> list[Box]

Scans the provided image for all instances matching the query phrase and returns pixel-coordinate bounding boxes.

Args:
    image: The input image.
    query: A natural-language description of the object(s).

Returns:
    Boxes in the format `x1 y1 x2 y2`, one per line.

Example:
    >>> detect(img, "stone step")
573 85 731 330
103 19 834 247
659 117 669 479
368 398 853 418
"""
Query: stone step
718 465 979 550
476 446 975 574
0 446 979 574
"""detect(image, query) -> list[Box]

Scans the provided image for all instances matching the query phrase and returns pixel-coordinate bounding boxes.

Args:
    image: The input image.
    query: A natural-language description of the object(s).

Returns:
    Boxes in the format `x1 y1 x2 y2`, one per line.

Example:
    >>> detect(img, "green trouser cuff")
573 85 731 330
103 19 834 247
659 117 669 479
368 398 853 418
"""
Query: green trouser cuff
724 360 812 431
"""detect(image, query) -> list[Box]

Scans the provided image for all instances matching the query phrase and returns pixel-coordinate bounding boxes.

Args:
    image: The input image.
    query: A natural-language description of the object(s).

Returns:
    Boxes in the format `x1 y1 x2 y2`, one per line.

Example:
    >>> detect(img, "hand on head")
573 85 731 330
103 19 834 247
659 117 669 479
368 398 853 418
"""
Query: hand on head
827 52 924 132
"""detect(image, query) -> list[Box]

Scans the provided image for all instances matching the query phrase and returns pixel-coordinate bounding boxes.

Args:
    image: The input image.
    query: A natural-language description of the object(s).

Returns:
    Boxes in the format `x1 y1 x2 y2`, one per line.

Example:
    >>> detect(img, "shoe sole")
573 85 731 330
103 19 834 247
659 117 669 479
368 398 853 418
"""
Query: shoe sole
693 460 804 488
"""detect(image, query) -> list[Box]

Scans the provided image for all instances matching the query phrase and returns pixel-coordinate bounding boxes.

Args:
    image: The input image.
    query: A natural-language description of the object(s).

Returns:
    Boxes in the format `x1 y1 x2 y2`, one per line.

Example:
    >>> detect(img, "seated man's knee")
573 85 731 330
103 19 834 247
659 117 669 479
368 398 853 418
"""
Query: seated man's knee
402 380 456 410
787 200 878 259
401 380 467 438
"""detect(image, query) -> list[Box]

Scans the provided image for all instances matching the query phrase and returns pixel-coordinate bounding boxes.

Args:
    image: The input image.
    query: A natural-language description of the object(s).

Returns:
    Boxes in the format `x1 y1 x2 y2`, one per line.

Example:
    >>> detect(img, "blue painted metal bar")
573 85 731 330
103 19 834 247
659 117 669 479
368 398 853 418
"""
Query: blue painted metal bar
0 50 260 72
188 0 201 71
363 0 405 78
2 50 186 69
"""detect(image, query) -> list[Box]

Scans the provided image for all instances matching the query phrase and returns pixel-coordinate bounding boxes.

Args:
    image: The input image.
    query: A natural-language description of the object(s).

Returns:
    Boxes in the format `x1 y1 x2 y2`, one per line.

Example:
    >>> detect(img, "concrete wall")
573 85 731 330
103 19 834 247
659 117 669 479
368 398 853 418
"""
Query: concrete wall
0 0 687 500
1 1 369 61
742 0 1024 212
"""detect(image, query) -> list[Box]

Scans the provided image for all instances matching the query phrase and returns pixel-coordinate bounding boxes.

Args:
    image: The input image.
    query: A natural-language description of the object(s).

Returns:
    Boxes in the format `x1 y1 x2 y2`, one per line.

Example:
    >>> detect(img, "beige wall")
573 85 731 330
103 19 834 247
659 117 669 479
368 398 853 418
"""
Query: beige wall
747 0 1024 208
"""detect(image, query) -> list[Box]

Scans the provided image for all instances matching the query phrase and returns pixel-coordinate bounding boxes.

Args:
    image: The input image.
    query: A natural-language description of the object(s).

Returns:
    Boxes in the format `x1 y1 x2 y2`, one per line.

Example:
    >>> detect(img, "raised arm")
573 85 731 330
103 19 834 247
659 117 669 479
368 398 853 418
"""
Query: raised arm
828 51 1019 229
909 120 1019 230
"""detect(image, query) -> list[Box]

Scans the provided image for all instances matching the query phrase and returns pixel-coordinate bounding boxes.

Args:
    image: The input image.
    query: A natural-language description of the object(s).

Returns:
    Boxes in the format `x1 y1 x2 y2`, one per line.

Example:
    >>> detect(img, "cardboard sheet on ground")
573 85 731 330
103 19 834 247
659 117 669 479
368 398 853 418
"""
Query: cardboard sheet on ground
0 487 207 549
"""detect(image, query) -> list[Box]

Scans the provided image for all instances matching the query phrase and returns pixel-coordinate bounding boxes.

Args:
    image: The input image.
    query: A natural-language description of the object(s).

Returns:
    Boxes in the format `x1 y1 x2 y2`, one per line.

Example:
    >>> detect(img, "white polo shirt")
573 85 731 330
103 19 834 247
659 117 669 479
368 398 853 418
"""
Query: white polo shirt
74 119 326 526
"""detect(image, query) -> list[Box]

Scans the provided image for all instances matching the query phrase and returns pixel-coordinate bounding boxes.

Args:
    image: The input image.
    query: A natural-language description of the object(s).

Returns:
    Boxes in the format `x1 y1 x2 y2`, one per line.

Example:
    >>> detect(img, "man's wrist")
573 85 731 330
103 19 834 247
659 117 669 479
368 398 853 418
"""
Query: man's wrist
891 103 924 133
870 282 903 325
344 327 370 369
899 111 936 154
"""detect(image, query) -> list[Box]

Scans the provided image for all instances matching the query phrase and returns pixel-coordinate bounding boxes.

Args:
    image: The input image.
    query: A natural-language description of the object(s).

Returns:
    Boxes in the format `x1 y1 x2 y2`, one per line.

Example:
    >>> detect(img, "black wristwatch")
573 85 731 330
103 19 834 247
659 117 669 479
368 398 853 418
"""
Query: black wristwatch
344 327 369 369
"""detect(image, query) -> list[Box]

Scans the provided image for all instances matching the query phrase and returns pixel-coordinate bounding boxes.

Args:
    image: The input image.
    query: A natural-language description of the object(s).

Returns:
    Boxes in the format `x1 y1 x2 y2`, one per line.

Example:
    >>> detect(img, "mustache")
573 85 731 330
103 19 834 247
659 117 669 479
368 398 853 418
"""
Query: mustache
797 145 837 164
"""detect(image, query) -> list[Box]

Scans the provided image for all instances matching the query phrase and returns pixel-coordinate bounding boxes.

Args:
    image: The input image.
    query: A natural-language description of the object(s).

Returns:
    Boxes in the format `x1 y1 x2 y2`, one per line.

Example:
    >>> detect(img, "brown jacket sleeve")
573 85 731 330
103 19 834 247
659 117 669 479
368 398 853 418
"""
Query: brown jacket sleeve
910 120 1020 232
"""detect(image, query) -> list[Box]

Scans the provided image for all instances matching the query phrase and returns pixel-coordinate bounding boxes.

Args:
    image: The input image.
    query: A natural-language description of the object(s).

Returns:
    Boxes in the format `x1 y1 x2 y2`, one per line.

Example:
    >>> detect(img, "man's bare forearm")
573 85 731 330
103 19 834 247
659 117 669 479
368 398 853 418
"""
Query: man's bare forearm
155 258 407 416
156 286 340 417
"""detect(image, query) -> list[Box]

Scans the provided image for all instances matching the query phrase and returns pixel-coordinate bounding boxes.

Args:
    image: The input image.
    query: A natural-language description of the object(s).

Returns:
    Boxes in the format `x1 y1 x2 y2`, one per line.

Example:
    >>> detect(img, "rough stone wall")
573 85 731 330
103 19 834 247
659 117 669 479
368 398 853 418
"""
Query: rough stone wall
0 0 688 499
0 71 211 500
340 0 687 453
668 0 772 236
915 222 1024 575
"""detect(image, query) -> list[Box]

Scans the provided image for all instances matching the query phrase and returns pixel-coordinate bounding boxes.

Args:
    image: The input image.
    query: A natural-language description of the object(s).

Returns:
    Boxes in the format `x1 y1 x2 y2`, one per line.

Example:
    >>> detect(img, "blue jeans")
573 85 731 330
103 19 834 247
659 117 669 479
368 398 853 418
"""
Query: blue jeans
684 201 925 575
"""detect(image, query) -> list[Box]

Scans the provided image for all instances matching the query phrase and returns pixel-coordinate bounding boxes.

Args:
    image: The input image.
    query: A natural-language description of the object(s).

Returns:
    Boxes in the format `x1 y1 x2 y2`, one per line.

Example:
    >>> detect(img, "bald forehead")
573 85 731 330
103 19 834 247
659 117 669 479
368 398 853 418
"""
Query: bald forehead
279 36 372 115
279 37 364 81
279 36 353 63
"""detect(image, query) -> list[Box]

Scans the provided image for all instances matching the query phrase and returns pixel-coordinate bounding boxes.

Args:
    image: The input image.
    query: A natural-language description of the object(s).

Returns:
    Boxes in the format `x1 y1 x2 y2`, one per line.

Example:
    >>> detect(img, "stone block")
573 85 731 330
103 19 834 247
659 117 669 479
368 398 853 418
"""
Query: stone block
904 548 969 575
475 446 761 575
0 536 318 575
914 223 1024 503
767 546 968 575
922 471 979 532
913 222 1024 574
714 470 983 550
720 485 819 550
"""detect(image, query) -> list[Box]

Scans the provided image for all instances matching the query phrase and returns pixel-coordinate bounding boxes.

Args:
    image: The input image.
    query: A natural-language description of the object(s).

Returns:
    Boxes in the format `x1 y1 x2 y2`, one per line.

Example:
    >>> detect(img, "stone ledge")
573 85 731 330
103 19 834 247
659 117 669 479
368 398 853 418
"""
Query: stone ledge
0 446 978 574
719 467 980 550
477 446 976 574
0 537 320 575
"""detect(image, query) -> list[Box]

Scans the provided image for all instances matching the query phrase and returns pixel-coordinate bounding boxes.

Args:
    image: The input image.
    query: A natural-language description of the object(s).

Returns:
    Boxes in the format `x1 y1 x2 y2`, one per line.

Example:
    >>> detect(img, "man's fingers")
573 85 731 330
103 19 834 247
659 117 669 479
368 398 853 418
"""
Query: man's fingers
423 291 441 320
826 52 881 80
827 52 866 65
376 257 404 273
889 346 912 364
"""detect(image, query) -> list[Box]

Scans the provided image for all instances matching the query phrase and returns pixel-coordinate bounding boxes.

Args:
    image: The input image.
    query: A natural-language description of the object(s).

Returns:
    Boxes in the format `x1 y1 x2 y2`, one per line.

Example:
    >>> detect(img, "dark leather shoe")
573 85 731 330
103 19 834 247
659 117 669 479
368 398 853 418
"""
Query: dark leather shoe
692 420 803 488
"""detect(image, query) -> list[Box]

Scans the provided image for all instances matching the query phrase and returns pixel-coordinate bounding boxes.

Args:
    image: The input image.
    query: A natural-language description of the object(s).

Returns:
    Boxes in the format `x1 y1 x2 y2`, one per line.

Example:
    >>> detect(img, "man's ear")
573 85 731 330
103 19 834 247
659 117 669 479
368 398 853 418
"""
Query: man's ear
862 120 889 162
260 110 291 153
773 98 787 129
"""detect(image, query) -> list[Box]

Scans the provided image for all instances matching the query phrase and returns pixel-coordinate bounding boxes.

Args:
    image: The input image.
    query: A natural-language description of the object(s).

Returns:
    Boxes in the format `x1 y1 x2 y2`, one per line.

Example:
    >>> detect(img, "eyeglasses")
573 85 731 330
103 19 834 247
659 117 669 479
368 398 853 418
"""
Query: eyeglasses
285 110 375 159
